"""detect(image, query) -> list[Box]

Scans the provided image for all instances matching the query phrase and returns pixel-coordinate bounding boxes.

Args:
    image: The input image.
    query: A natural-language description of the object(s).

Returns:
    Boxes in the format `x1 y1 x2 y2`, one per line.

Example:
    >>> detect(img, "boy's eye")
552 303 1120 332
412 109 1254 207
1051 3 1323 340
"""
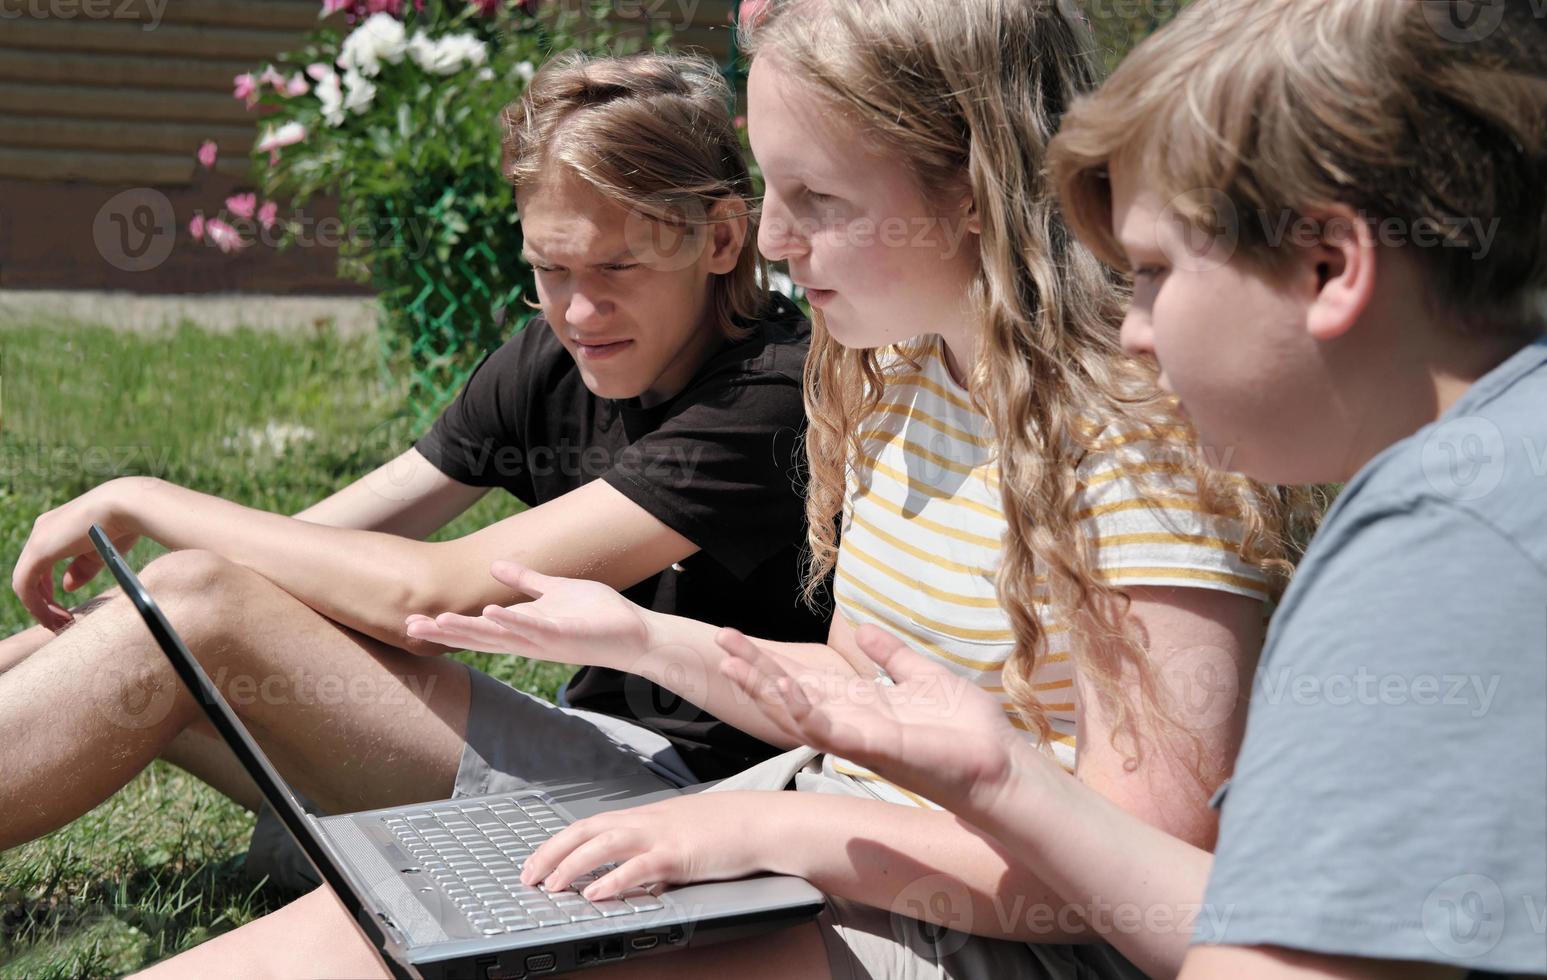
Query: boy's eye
531 263 560 273
602 263 639 272
1133 266 1167 282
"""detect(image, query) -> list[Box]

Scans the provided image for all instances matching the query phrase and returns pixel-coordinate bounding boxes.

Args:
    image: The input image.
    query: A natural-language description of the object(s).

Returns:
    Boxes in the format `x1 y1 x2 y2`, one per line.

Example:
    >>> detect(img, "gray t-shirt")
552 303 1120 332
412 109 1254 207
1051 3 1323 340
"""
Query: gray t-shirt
1195 337 1547 976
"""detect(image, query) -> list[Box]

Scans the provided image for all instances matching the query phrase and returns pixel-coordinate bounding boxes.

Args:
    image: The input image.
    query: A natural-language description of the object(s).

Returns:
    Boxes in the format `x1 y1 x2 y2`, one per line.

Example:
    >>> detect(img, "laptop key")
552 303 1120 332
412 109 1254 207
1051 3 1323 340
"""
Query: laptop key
623 894 664 912
590 899 634 917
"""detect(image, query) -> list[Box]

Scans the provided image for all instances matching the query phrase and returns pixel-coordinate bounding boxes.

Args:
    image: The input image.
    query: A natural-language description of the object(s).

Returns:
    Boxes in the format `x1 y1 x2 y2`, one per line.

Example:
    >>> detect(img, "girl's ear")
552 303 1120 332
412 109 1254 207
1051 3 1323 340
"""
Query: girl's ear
705 196 750 275
1303 205 1377 343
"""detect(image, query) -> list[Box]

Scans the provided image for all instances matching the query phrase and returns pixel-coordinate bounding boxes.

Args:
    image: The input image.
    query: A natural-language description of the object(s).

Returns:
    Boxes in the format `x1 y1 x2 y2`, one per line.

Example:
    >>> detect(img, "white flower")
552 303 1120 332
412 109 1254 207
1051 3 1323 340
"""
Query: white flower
255 120 307 153
341 68 376 115
338 12 406 78
313 67 345 126
406 30 488 75
515 60 535 84
476 66 495 82
222 421 317 456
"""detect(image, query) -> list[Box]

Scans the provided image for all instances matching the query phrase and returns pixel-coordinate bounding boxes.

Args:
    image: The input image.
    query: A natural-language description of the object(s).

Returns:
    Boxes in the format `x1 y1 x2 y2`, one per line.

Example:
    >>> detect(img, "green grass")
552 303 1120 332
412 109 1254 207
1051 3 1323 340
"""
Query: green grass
0 315 573 977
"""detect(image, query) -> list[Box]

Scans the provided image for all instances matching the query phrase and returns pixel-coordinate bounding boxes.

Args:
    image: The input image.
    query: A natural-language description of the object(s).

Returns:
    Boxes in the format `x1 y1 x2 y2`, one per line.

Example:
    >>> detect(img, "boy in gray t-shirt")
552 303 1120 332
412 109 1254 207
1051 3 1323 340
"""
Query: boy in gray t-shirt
718 1 1547 978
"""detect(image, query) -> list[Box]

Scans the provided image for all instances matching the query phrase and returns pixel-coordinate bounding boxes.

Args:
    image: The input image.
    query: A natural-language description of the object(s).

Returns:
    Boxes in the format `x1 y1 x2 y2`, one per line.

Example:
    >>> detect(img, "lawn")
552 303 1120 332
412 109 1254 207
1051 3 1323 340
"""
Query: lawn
0 313 573 977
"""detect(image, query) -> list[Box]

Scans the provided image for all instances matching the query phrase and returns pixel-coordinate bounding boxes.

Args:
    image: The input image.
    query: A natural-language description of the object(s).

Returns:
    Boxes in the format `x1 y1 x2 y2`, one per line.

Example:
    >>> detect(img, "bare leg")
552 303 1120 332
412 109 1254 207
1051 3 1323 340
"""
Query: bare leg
132 884 833 980
5 591 321 813
0 549 471 850
0 622 59 674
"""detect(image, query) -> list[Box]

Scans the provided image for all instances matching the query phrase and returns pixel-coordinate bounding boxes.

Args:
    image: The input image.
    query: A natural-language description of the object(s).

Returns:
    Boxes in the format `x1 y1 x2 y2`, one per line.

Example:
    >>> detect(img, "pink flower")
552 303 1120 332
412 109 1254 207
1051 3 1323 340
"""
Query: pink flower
257 201 279 231
469 0 499 15
189 212 206 242
206 218 247 254
259 65 287 90
196 140 217 169
233 72 258 107
225 193 257 220
283 72 309 97
733 115 747 130
365 0 402 14
321 0 352 15
305 61 333 82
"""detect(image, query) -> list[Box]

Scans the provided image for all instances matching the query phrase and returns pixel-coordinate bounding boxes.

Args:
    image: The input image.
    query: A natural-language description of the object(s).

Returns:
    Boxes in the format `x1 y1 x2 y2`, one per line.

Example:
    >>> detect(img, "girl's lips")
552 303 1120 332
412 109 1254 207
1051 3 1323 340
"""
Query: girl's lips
806 287 836 307
576 339 634 360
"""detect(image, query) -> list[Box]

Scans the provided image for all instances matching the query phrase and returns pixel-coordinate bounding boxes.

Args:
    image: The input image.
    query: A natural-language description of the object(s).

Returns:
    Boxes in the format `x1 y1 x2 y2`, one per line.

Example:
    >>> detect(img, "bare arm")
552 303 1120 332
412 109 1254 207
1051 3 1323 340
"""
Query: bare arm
87 475 698 657
4 447 485 665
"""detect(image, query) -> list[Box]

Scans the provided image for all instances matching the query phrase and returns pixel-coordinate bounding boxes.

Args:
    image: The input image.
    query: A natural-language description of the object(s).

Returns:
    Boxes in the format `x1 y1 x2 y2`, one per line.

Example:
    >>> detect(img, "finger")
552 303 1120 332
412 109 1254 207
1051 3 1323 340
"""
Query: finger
14 566 67 630
481 604 555 636
717 658 806 745
583 854 672 901
853 624 943 683
716 629 795 694
542 830 640 894
488 560 552 600
520 820 608 888
406 614 531 654
60 553 102 593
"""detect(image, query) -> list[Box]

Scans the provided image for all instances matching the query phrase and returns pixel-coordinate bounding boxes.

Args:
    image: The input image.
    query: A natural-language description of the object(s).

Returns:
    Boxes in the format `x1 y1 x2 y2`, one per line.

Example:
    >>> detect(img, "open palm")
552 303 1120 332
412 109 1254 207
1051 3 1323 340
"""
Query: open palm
405 561 650 668
718 624 1027 813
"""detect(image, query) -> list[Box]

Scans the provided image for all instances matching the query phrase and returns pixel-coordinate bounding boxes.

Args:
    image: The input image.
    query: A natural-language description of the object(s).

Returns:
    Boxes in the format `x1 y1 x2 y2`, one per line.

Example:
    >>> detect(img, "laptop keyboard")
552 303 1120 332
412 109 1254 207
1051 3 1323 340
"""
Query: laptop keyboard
384 797 665 937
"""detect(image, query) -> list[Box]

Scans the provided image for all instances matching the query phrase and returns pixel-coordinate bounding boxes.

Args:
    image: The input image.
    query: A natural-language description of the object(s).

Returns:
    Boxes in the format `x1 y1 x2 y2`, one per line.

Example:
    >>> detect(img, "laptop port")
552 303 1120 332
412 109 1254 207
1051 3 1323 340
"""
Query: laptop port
524 951 556 974
576 942 600 966
599 938 626 961
631 934 660 951
666 925 687 944
480 958 523 980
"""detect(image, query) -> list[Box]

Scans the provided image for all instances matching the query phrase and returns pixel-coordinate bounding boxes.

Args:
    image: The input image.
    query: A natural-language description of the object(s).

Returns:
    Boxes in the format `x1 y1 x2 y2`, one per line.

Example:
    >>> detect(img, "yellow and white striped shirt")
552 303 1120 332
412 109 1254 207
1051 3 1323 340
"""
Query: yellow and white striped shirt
825 336 1268 807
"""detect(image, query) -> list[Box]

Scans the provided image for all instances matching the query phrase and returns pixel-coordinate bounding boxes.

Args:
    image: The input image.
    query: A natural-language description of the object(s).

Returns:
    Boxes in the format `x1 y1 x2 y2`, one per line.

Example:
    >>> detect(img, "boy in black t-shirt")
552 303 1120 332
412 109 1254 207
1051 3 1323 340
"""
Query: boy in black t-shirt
0 53 826 884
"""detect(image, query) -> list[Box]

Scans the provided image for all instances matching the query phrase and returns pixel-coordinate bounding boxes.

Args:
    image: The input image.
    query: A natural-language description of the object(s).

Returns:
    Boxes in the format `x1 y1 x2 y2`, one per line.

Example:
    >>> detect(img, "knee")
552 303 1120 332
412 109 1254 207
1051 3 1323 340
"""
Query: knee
138 549 239 597
136 549 246 643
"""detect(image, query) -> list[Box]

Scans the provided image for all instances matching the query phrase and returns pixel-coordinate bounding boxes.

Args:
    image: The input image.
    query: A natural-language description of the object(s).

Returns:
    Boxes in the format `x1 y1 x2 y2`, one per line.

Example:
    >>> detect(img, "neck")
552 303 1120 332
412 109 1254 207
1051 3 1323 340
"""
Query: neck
637 313 728 408
937 320 979 392
1334 324 1522 480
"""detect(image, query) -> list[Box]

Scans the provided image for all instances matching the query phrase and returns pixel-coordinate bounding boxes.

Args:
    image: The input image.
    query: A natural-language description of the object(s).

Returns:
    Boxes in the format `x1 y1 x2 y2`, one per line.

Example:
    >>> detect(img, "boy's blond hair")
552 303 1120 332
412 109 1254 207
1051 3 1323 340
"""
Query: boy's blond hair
499 51 767 341
1049 0 1547 338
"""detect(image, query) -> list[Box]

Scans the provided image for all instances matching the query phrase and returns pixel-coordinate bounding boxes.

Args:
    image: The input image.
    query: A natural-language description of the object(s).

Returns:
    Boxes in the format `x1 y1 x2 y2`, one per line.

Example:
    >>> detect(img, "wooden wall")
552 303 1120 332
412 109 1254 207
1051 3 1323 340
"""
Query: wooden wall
0 0 739 293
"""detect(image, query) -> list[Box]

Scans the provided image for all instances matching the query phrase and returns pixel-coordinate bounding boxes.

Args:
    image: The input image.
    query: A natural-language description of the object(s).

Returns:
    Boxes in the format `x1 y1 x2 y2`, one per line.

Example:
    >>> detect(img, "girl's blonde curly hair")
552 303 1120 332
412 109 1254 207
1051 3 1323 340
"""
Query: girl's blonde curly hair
746 0 1322 780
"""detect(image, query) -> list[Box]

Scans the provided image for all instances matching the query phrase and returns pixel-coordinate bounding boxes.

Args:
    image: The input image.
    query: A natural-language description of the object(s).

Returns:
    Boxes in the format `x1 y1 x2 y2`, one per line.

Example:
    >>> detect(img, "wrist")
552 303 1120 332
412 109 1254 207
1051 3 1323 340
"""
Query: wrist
964 733 1056 830
101 476 164 533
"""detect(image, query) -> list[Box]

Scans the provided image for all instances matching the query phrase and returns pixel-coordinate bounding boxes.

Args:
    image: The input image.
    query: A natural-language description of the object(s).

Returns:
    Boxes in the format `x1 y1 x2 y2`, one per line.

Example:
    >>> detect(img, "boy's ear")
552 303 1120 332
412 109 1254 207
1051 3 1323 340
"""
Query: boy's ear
1303 205 1377 343
705 196 750 275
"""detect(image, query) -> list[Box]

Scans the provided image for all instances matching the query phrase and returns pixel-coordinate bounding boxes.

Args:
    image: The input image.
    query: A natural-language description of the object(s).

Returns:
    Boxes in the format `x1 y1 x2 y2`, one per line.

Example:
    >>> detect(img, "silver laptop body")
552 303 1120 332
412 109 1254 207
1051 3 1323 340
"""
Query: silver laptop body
90 525 824 980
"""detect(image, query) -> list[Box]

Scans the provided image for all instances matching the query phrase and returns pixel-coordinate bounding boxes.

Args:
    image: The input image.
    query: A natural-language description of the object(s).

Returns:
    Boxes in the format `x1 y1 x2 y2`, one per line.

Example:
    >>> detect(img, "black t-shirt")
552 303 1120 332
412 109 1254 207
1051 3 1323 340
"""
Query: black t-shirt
413 294 829 780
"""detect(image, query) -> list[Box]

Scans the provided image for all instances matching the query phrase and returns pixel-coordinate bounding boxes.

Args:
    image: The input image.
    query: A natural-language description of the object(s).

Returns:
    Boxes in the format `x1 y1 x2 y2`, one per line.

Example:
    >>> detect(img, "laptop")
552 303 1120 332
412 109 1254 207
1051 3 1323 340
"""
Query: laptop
89 525 824 980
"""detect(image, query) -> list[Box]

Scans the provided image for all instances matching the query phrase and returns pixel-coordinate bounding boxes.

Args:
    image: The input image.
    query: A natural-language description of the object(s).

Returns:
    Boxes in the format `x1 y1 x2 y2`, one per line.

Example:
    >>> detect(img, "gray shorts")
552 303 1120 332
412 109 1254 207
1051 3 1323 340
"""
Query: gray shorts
245 665 696 893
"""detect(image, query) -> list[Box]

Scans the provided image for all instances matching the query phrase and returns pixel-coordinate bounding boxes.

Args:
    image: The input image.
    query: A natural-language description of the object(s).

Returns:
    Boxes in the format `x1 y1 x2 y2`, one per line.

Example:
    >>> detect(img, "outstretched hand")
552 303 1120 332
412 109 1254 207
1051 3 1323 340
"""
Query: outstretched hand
404 560 650 669
717 623 1032 813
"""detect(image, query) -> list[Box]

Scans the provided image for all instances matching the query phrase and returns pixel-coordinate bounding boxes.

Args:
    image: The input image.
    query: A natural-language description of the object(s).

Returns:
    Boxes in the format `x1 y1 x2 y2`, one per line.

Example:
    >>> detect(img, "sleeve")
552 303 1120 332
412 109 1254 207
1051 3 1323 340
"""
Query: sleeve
412 328 533 494
1073 430 1270 600
602 371 807 580
1194 497 1547 975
